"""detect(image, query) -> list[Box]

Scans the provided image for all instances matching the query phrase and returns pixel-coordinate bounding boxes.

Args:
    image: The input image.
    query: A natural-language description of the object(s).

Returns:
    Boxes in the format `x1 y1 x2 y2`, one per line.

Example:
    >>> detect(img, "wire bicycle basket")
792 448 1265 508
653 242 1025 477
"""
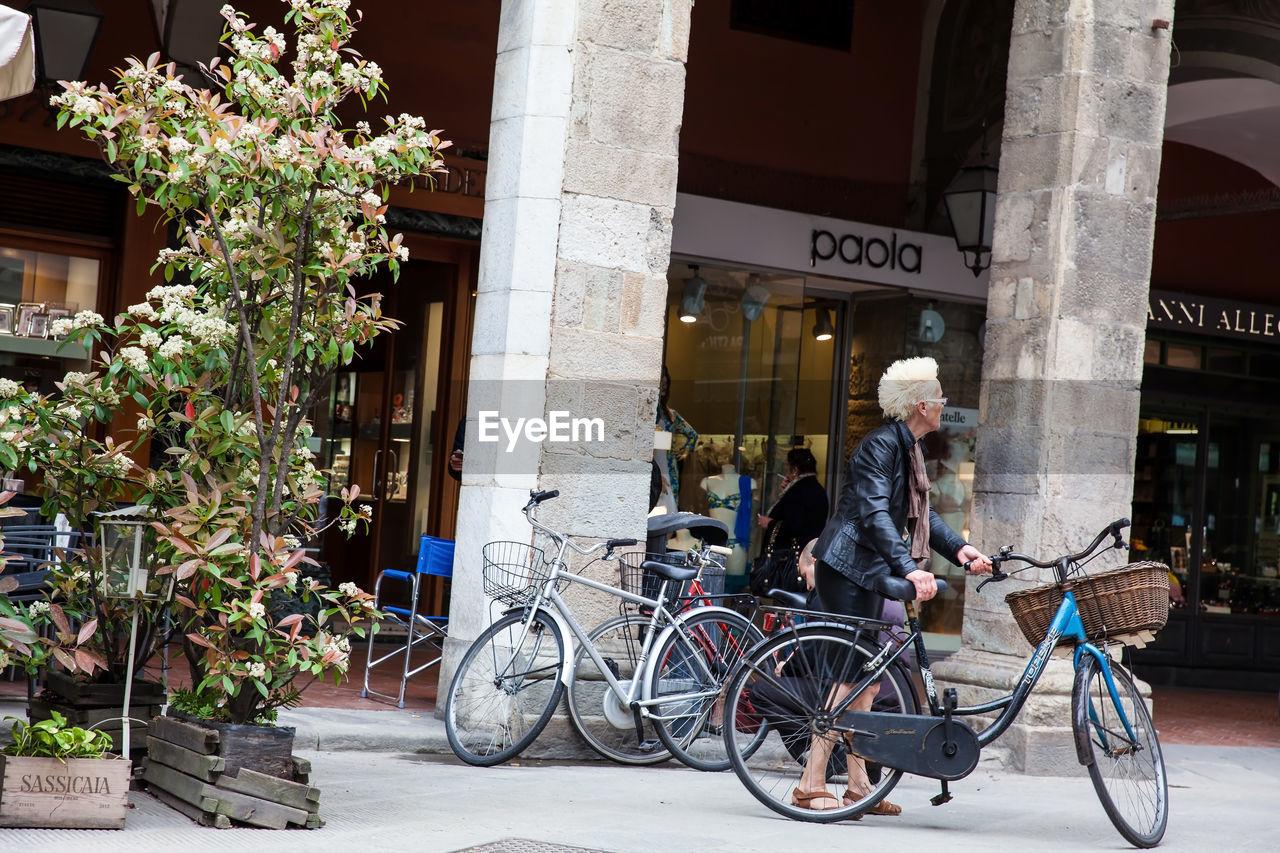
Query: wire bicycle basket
1005 560 1170 647
481 540 554 606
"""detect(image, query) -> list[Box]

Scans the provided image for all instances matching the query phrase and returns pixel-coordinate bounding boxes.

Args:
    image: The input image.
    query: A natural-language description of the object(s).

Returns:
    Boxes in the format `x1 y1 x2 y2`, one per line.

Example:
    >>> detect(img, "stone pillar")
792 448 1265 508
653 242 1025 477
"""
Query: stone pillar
442 0 692 720
932 0 1175 774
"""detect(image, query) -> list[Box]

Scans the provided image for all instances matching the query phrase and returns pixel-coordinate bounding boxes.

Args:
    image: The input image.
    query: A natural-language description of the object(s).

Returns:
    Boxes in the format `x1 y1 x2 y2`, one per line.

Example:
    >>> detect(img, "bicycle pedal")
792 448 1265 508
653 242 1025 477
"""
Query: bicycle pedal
930 781 953 806
637 739 662 753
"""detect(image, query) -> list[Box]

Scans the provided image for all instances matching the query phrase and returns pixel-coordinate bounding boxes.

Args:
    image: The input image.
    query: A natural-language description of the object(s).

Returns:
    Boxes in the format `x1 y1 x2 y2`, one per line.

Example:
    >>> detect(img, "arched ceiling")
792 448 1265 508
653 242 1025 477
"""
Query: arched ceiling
1164 78 1280 188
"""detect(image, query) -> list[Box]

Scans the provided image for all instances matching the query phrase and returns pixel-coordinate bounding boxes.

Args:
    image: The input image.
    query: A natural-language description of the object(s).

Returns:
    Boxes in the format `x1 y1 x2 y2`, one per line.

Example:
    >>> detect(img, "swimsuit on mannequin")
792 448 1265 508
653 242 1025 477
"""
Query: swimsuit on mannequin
702 464 754 574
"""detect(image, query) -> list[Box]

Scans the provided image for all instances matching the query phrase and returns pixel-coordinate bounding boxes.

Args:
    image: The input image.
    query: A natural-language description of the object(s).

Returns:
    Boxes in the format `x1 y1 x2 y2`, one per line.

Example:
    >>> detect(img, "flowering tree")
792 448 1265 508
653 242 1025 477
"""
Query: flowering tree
0 0 449 724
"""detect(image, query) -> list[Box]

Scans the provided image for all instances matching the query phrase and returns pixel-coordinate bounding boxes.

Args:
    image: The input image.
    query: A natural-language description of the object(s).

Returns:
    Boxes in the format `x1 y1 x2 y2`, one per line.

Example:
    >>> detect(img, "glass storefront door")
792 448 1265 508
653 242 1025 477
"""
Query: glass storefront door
318 262 454 593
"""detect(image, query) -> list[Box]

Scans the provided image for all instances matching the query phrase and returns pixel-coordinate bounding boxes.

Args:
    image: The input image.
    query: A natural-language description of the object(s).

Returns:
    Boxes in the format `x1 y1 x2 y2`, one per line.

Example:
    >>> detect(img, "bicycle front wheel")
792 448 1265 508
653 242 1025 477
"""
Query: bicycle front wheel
648 607 764 772
722 624 913 822
566 614 671 765
444 609 566 767
1072 653 1168 848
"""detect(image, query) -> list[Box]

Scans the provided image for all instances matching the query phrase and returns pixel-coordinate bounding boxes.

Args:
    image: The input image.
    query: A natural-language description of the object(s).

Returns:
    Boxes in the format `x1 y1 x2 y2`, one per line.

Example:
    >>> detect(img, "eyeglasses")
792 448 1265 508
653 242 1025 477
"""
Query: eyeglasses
922 397 948 407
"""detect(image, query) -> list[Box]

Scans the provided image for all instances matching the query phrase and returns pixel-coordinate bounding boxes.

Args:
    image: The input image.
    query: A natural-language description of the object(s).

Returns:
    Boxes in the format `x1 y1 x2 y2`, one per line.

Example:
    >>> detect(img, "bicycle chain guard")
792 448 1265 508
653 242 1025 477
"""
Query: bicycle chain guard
841 710 981 781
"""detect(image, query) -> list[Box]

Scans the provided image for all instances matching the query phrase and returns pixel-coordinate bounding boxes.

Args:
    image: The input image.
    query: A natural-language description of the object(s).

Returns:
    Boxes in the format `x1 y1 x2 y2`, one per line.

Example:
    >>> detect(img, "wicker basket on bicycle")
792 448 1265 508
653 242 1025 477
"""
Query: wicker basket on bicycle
481 540 557 606
1004 561 1170 647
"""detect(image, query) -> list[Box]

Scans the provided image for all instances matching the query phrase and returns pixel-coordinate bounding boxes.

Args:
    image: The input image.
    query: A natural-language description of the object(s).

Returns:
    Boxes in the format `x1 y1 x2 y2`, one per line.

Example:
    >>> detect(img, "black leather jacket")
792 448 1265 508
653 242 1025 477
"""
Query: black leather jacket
813 419 966 587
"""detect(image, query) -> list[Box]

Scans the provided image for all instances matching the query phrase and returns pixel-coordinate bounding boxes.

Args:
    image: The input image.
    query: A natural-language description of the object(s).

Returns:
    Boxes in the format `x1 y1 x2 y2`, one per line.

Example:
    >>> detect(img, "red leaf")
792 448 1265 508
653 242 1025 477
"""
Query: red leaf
49 603 71 635
76 618 99 646
185 401 196 419
52 647 76 673
277 613 303 629
74 649 100 674
175 594 197 609
185 632 212 649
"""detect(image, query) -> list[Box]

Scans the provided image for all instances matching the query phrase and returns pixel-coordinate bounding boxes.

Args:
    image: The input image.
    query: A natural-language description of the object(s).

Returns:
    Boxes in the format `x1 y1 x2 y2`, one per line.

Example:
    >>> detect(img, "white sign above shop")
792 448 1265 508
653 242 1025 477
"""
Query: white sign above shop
671 194 990 300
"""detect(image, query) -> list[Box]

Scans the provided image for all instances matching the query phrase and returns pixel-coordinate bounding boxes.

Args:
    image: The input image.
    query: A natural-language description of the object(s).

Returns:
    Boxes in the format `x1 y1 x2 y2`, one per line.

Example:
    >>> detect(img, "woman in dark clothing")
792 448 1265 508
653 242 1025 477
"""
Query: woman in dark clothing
792 356 993 813
753 448 828 592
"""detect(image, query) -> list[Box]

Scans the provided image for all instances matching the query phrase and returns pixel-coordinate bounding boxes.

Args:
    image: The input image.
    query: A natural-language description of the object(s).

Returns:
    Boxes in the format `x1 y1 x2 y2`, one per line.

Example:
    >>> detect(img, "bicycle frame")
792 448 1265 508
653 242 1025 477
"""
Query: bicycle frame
813 590 1141 752
499 508 735 723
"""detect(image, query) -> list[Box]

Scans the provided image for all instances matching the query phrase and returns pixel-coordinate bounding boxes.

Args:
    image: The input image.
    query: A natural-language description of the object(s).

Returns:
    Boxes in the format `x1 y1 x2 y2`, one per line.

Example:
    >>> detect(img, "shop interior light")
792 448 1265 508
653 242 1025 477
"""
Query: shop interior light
679 265 706 323
943 149 998 277
741 280 771 321
919 302 946 342
27 0 102 86
812 307 834 341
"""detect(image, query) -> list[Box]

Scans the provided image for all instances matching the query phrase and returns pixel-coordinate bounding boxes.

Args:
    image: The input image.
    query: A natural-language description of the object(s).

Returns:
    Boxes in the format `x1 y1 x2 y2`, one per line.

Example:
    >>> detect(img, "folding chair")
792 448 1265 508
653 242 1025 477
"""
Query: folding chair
361 533 454 708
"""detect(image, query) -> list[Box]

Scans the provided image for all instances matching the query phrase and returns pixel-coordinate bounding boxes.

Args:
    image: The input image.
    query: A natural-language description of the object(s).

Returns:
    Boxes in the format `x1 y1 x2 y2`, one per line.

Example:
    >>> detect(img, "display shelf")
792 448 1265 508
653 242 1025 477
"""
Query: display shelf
0 335 90 359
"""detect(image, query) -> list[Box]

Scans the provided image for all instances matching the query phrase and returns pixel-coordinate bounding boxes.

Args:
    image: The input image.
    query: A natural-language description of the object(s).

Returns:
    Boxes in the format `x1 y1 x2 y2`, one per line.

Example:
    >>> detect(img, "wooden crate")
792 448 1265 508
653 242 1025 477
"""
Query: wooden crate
0 755 132 828
144 715 323 829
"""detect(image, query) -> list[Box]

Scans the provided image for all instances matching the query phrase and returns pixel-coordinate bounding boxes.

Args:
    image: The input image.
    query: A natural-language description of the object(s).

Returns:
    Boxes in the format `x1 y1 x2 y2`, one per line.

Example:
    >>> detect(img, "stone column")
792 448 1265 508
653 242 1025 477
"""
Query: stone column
932 0 1174 774
442 0 692 719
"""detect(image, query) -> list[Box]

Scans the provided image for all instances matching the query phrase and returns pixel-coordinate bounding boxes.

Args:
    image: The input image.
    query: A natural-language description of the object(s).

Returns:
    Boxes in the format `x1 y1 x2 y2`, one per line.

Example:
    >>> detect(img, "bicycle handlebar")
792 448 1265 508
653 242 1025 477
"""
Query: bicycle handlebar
976 518 1130 592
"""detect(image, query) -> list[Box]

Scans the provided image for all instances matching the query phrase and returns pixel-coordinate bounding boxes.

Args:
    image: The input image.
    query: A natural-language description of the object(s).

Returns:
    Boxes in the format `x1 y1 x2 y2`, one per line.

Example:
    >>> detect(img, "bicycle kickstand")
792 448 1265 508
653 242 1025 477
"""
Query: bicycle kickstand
930 688 959 807
631 704 661 754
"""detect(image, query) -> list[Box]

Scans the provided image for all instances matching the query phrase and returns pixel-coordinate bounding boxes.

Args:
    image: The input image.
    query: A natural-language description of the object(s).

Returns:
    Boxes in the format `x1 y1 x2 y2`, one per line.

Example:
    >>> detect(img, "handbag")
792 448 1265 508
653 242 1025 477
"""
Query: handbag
750 521 805 597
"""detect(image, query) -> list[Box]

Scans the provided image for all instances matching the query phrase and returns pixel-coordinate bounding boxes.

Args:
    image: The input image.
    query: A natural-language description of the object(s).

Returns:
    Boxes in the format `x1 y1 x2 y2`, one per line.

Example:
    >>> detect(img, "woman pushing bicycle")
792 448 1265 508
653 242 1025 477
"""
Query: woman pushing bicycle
796 355 993 813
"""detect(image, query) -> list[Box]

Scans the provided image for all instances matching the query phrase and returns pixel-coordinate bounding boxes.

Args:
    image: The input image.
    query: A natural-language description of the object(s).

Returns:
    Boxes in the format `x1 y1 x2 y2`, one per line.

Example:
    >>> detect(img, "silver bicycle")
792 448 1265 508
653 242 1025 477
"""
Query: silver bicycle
444 489 762 769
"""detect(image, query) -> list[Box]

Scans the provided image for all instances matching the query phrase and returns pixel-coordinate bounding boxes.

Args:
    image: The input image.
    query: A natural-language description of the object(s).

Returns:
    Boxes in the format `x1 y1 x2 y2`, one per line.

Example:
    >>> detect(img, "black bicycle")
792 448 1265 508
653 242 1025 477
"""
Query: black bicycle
721 519 1168 848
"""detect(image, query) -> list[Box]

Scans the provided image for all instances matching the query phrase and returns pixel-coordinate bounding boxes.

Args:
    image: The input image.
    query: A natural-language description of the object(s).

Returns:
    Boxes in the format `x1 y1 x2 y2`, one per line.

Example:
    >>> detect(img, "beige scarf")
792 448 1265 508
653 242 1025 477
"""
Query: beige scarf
907 440 931 572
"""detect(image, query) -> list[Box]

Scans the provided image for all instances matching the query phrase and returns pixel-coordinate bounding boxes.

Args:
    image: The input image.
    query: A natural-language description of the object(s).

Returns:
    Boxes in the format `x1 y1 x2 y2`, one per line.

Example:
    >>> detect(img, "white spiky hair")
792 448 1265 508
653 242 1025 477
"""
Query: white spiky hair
878 356 939 420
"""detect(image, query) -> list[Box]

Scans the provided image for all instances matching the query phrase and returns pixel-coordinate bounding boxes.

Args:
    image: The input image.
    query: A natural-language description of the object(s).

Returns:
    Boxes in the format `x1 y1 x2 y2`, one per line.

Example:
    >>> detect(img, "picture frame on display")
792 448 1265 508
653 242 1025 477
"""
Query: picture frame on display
46 306 71 340
0 304 14 335
14 302 43 337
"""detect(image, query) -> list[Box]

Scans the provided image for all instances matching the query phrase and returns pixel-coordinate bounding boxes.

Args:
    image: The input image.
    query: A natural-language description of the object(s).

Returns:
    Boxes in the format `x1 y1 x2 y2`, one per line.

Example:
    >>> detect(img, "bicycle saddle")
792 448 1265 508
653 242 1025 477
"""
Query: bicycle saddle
873 574 950 601
640 559 700 582
645 512 729 545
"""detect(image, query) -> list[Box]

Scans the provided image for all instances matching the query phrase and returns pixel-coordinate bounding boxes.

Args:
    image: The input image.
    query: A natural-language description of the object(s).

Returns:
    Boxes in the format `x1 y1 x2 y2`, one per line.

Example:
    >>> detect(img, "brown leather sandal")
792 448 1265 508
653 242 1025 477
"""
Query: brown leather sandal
843 790 903 816
791 788 842 811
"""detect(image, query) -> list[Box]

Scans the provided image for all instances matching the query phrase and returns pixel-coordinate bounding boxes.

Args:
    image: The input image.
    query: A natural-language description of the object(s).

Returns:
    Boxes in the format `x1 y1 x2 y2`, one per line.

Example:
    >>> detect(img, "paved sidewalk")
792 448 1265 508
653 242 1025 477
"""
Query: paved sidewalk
0 738 1275 852
1 693 1278 852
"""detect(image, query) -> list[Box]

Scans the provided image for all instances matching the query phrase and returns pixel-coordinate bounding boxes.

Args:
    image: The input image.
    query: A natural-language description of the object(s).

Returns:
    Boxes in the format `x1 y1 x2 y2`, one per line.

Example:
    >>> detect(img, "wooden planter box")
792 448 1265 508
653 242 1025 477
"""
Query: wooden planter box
144 715 322 829
0 755 132 828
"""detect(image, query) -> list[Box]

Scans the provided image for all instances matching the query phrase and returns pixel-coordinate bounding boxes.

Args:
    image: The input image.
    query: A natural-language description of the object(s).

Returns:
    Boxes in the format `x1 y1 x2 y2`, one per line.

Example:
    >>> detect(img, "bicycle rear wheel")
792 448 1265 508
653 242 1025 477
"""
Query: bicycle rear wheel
566 614 671 765
648 607 764 772
722 624 913 822
1072 653 1168 848
444 609 566 766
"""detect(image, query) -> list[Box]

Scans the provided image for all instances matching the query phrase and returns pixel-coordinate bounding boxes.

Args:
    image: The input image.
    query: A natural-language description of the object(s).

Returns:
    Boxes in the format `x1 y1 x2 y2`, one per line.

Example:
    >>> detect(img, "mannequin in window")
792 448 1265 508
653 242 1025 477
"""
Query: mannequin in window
702 463 754 574
655 365 697 507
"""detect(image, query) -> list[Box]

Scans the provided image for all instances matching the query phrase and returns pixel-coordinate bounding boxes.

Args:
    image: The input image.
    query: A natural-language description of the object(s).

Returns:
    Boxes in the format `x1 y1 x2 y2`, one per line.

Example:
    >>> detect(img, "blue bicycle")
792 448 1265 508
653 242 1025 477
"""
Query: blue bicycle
722 518 1168 848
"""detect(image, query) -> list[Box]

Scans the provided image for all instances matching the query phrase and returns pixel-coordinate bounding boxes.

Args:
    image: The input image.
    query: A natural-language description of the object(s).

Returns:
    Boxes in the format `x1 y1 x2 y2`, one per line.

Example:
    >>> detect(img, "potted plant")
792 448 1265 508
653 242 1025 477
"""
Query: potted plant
1 0 446 827
0 711 130 829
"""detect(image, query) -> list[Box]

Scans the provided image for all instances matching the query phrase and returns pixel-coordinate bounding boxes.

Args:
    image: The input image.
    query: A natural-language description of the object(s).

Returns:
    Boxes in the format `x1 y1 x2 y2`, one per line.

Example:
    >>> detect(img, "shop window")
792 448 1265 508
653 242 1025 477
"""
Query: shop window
1206 347 1245 374
0 244 99 395
1163 342 1201 369
661 264 841 591
1143 339 1161 364
1251 350 1280 379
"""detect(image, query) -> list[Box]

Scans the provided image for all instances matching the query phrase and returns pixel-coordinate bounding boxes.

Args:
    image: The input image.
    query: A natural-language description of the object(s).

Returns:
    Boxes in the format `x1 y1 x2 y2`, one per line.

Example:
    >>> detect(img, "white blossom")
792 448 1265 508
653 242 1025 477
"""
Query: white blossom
248 601 266 620
339 581 359 597
72 309 104 329
50 318 74 337
247 661 267 678
120 346 149 372
158 335 188 360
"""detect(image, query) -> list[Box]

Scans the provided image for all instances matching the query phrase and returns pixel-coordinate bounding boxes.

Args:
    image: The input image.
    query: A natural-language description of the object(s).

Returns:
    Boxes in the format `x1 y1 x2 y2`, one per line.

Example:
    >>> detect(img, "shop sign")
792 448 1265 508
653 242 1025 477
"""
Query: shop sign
809 229 922 273
1147 289 1280 344
671 194 989 300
